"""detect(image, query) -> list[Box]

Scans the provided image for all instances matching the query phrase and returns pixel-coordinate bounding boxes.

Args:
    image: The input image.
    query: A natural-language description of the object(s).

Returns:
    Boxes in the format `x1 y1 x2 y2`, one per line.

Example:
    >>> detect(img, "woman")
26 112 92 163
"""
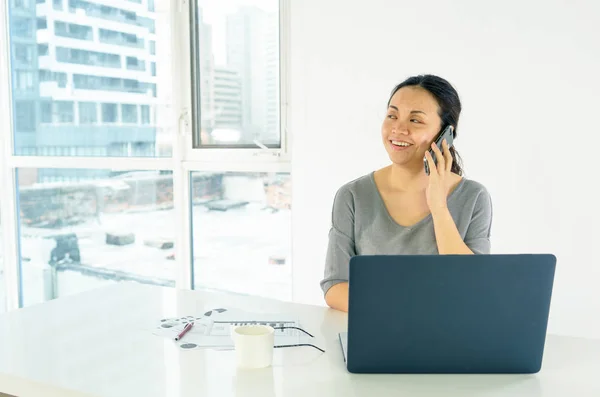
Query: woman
321 74 493 312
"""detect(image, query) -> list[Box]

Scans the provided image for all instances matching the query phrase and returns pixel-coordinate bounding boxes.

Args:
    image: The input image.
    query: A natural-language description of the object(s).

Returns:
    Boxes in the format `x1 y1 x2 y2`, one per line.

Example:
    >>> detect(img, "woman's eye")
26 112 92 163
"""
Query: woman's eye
387 115 397 119
410 119 421 123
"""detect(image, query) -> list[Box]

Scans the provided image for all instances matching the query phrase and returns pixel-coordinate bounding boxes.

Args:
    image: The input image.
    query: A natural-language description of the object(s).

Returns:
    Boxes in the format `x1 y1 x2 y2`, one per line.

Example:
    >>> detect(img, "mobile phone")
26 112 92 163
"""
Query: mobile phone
424 125 454 175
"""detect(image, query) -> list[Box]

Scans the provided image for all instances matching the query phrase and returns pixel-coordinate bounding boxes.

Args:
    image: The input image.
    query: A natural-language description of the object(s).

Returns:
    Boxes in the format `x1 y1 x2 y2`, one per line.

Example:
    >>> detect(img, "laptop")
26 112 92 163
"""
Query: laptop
340 254 556 374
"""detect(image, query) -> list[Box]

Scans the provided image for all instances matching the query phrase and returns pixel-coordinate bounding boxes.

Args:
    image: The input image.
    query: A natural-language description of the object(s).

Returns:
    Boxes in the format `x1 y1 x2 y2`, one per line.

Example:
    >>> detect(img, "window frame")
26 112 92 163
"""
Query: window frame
184 0 291 168
0 0 292 311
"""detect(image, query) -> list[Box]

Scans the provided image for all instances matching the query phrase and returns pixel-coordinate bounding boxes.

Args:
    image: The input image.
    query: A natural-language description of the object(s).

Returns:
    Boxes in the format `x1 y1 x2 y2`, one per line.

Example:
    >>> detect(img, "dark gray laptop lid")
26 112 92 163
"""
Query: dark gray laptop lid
345 254 556 374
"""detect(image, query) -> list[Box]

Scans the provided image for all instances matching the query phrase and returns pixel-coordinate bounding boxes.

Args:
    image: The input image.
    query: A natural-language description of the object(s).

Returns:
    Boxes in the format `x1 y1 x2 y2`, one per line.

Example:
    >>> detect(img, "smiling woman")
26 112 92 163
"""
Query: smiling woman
383 75 464 175
320 74 493 312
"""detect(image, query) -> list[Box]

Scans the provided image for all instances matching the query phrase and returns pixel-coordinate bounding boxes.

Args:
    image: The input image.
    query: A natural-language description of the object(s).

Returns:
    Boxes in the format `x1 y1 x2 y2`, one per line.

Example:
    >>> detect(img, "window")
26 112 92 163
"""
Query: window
68 0 156 32
56 73 67 87
56 47 120 68
37 18 48 30
16 71 35 92
14 44 34 64
101 103 118 123
54 21 93 40
17 169 175 306
99 29 143 48
126 56 145 71
121 104 138 123
73 75 155 96
14 101 37 132
141 105 150 124
40 101 75 123
12 17 33 38
132 142 152 156
79 102 97 124
40 100 52 123
192 1 281 149
192 172 291 300
15 0 169 160
39 70 51 81
5 0 289 310
13 0 32 9
55 101 75 123
38 44 49 56
39 70 67 88
53 0 63 9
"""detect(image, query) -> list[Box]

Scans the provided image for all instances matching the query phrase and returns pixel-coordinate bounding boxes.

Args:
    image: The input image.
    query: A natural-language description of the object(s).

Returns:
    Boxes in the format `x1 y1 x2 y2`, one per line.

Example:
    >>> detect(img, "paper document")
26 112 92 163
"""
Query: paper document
153 307 308 350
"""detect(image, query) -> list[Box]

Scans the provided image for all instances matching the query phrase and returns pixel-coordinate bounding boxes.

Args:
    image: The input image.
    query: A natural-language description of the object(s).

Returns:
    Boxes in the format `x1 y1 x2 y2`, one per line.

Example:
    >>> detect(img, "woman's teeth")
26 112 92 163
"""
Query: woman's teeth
391 141 411 147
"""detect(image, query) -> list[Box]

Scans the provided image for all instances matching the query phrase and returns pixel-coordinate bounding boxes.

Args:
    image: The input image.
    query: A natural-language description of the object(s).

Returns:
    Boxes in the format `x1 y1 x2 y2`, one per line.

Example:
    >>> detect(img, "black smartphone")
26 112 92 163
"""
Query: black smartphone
424 125 455 175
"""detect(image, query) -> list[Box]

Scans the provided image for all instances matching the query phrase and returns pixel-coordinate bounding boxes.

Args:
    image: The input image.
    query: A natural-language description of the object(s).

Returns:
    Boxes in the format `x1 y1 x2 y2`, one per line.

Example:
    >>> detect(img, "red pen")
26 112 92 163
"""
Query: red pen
174 322 194 341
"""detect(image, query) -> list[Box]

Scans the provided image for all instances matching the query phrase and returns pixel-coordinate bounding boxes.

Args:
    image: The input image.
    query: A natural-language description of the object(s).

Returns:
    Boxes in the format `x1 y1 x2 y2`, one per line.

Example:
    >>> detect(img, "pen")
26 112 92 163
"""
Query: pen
174 322 194 341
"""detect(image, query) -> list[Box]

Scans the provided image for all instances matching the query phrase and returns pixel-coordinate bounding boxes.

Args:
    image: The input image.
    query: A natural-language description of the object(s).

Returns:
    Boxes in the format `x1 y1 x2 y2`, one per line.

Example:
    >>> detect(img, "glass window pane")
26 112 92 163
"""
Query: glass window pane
54 101 74 123
141 105 151 124
101 103 118 123
12 17 34 38
192 172 291 300
126 56 145 71
15 101 37 132
16 71 35 92
17 169 175 307
14 0 33 10
37 18 47 30
79 102 97 124
38 44 49 56
40 100 52 123
99 29 144 49
14 44 34 64
54 21 93 41
192 1 280 148
122 104 138 123
8 0 172 158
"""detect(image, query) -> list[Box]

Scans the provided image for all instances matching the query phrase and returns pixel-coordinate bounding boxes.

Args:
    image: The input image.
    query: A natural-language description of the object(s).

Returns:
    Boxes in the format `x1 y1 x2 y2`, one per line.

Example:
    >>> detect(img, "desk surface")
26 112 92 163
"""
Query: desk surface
0 284 599 397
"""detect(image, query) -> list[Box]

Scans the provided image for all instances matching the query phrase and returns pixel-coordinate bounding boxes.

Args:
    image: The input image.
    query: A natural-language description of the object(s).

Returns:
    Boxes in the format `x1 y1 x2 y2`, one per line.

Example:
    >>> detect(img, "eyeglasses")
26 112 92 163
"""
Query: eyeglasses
273 326 325 353
203 309 326 353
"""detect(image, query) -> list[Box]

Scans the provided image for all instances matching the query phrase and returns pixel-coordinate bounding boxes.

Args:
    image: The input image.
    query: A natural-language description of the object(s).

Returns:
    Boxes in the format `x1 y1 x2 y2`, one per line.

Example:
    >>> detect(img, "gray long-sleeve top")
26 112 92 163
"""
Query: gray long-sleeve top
320 172 493 295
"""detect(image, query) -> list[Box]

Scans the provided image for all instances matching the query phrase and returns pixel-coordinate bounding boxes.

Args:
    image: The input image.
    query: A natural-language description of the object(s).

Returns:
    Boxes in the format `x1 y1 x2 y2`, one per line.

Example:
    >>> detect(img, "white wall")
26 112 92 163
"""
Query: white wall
290 0 600 339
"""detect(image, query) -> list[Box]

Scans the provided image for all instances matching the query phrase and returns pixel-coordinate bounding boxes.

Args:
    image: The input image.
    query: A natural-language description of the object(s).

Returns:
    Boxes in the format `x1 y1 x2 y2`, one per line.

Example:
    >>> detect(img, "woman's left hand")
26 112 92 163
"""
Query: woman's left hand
424 139 453 213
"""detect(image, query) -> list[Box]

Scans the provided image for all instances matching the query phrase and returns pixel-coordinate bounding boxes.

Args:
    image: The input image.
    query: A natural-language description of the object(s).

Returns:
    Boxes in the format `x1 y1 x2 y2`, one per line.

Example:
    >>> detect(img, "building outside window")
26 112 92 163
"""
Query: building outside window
4 0 290 308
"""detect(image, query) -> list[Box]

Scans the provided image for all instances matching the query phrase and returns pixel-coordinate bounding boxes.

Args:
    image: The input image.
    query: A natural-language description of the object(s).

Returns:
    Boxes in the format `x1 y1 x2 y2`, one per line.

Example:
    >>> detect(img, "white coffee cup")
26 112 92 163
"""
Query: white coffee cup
231 325 275 369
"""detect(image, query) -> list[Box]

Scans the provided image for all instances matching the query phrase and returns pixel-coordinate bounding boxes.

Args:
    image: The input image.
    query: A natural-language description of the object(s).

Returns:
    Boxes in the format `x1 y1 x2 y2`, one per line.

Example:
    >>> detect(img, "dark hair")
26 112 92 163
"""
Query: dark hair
388 75 464 176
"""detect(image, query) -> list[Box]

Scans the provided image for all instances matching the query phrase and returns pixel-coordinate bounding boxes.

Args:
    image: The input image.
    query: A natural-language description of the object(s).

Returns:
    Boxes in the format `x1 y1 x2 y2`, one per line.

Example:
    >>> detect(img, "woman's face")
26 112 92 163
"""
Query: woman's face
381 86 443 169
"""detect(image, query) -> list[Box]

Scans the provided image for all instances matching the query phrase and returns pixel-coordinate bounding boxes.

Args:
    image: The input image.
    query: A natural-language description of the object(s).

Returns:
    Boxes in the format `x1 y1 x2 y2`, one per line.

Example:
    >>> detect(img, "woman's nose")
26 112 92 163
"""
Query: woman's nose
392 122 408 134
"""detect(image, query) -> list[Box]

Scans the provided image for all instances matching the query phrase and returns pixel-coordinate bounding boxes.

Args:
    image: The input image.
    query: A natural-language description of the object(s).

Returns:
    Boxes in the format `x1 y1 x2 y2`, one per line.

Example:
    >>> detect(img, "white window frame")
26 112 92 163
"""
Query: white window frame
181 0 291 169
0 0 292 312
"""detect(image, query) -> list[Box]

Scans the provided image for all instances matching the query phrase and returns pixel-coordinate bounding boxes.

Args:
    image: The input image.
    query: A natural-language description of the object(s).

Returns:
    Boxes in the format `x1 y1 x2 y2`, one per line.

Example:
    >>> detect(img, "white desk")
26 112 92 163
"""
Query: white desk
0 284 599 397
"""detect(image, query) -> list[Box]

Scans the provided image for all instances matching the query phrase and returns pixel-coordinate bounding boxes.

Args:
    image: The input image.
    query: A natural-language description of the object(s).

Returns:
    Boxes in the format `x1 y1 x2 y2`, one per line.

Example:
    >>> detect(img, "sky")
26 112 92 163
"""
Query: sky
199 0 278 65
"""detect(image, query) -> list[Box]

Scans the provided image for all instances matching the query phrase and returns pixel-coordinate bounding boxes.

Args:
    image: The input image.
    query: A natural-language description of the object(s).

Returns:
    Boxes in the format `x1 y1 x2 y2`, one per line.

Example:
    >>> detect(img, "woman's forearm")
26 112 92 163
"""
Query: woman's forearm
325 282 349 312
431 207 474 255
